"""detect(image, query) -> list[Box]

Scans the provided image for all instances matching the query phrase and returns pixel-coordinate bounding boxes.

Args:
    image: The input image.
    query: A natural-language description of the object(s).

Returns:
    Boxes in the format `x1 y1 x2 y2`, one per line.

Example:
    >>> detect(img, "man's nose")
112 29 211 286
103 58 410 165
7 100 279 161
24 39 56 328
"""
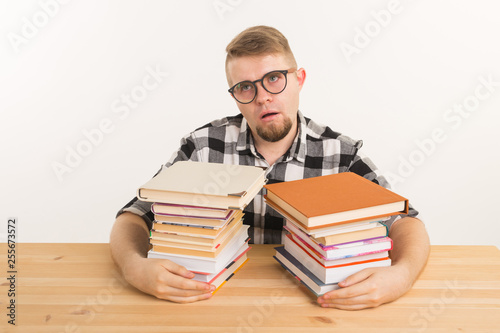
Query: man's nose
254 81 272 104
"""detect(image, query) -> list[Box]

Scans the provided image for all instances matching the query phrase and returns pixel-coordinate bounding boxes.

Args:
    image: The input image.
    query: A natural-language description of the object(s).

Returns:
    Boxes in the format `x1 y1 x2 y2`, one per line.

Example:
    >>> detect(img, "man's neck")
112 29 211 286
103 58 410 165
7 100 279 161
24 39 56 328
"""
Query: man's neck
253 124 298 166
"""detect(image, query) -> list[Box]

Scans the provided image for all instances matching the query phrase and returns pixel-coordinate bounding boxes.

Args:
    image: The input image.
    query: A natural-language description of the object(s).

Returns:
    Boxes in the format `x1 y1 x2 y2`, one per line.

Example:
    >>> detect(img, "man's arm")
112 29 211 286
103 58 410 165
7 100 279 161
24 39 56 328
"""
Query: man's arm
317 216 430 310
109 212 215 303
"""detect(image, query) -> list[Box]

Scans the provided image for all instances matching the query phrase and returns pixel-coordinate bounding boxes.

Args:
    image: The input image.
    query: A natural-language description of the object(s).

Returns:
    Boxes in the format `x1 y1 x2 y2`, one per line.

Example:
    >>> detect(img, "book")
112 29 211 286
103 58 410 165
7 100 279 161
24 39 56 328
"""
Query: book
287 231 393 260
274 246 340 296
152 210 244 237
147 237 250 274
264 172 408 228
266 197 391 235
138 161 267 209
152 203 232 219
284 219 388 247
151 230 219 246
211 255 249 294
284 235 391 284
192 246 250 282
285 232 389 266
283 214 389 238
312 222 389 245
150 218 244 251
151 224 249 258
154 210 239 229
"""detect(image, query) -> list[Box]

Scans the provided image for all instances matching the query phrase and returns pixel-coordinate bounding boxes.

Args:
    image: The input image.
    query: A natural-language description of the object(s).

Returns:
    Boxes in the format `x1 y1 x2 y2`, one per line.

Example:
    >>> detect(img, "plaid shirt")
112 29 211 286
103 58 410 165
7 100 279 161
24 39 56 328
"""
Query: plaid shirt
117 111 418 244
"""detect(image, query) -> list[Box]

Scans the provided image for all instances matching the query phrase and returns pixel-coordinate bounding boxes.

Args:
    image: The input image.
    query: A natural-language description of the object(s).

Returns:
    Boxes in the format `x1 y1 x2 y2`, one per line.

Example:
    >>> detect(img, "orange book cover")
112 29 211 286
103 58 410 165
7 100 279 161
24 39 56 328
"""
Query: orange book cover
264 172 408 228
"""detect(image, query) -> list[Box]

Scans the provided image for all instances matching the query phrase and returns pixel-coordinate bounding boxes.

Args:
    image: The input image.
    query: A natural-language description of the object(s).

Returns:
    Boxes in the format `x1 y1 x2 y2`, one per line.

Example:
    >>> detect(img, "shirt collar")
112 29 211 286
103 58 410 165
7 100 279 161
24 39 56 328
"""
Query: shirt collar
236 110 307 163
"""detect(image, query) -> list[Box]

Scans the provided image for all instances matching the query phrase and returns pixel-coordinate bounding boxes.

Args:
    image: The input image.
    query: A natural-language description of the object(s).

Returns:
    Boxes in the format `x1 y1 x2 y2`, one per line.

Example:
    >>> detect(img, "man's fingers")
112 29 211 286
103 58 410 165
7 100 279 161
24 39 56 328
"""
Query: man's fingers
318 291 381 310
318 280 369 304
161 260 196 279
164 291 214 304
318 276 386 309
154 259 212 291
338 268 374 288
157 284 215 298
160 268 215 292
319 299 371 311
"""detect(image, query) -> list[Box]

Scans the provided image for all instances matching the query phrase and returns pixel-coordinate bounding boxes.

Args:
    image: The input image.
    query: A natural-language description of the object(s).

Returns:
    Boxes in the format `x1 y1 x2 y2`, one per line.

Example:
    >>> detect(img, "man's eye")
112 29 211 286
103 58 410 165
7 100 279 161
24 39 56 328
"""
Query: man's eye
238 83 253 92
268 75 279 82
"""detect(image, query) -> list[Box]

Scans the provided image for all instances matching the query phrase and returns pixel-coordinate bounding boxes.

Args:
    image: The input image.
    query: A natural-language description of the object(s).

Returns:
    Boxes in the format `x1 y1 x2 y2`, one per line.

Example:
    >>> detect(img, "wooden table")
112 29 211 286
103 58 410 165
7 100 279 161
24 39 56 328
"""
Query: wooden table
1 244 500 332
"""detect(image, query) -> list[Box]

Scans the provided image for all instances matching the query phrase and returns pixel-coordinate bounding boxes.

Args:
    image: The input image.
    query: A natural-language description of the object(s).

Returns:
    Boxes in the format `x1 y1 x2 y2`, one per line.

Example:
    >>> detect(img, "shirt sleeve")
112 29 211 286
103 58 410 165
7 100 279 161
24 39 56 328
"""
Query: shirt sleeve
347 149 420 229
115 132 200 230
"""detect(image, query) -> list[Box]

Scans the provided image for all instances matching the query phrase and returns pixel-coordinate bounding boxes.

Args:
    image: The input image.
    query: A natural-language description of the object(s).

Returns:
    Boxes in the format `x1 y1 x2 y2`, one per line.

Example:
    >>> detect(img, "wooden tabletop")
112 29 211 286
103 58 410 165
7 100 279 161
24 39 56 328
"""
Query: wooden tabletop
1 244 500 332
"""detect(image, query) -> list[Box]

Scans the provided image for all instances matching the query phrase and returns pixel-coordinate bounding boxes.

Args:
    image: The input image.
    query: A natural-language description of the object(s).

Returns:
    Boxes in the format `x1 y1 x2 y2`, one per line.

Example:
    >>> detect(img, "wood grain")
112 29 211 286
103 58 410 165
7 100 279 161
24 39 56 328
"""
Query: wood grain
1 243 499 332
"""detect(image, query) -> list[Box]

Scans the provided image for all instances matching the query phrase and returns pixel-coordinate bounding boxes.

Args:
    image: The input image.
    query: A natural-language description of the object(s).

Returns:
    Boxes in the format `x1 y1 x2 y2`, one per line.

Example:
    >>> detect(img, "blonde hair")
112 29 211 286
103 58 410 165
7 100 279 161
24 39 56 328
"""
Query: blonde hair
225 26 297 80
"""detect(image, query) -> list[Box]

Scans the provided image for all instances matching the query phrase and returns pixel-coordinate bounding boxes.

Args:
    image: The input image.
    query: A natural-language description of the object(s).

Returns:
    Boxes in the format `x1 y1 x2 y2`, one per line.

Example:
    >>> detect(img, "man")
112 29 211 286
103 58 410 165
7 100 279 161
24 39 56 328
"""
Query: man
110 25 430 310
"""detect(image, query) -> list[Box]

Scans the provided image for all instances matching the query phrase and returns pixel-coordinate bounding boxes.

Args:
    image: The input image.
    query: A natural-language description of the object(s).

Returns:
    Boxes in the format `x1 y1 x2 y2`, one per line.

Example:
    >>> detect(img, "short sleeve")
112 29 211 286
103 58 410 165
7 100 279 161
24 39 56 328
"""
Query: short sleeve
347 151 419 229
115 132 200 230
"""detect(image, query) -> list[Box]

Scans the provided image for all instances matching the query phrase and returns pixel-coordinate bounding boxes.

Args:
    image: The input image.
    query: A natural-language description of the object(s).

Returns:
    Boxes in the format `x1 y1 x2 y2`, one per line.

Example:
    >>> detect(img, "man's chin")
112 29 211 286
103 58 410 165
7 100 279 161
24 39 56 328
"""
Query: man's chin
256 120 293 143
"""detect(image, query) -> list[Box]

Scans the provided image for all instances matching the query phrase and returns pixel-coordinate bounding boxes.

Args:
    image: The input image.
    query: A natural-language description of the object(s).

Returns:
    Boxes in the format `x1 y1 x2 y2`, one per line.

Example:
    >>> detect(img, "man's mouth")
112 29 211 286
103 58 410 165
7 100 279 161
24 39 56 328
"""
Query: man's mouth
260 111 279 120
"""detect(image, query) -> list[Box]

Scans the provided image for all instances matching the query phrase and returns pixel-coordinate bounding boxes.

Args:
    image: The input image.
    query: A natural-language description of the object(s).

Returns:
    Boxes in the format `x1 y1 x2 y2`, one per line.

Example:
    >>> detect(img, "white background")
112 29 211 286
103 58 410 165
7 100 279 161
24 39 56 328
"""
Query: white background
1 0 499 247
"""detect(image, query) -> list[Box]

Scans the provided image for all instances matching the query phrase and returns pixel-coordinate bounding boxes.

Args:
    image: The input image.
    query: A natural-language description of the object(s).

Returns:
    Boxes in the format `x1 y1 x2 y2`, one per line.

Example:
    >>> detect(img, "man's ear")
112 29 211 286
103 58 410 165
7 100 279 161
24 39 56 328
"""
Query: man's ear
296 68 306 91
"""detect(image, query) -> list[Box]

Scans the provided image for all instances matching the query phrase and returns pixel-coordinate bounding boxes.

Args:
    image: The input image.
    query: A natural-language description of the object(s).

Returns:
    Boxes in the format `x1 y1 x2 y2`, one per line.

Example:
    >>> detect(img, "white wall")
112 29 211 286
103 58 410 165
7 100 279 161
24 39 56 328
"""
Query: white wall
1 0 499 247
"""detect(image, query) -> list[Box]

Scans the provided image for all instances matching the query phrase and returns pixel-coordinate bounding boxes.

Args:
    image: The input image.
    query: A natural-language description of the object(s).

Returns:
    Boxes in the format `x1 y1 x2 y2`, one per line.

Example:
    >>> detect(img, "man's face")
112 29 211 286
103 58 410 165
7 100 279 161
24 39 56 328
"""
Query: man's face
227 54 305 143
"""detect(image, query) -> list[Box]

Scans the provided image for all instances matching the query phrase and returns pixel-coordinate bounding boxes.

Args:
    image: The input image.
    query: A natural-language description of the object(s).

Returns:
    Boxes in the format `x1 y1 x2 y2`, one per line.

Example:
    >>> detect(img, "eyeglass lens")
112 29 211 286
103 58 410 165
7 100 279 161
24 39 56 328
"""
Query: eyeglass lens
232 71 287 103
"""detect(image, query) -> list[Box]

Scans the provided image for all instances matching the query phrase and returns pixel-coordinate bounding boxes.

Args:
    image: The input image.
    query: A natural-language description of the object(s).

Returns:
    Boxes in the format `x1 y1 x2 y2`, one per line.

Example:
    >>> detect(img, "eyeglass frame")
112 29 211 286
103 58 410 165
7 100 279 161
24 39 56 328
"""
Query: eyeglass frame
228 68 297 104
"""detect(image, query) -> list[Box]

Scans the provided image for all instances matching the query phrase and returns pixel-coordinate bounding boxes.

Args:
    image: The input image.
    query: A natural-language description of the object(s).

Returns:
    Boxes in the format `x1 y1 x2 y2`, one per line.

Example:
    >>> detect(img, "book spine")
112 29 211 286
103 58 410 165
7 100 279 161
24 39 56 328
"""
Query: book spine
318 236 389 250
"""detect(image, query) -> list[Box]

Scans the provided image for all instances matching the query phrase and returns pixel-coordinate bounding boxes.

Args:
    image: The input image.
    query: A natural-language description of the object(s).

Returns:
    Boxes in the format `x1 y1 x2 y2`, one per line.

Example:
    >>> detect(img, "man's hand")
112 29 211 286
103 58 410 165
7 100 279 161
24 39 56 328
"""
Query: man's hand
110 212 215 304
317 217 430 310
123 256 215 303
317 264 411 310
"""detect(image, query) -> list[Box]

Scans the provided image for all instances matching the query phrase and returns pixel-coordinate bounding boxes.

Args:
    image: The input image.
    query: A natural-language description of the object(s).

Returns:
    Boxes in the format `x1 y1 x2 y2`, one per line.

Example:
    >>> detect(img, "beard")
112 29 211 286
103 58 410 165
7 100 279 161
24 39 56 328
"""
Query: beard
255 116 293 142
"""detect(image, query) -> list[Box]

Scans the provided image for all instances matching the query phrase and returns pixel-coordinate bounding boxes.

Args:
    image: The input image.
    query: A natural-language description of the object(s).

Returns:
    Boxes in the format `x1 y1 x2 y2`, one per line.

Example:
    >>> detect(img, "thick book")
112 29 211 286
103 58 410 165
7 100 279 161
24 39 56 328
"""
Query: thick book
152 203 232 219
264 172 408 228
147 238 250 274
284 236 391 284
274 246 340 296
138 161 267 209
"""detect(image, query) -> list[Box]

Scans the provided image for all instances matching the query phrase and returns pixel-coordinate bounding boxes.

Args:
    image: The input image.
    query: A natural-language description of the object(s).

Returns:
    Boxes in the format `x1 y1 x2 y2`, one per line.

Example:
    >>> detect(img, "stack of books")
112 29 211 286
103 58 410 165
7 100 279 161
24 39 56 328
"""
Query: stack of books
137 161 266 293
264 172 408 296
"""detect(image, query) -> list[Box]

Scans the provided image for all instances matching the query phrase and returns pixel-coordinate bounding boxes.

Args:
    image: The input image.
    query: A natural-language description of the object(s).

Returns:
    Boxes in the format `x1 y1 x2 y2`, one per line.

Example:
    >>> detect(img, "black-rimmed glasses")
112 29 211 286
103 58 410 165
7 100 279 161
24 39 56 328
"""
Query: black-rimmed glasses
228 69 296 104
